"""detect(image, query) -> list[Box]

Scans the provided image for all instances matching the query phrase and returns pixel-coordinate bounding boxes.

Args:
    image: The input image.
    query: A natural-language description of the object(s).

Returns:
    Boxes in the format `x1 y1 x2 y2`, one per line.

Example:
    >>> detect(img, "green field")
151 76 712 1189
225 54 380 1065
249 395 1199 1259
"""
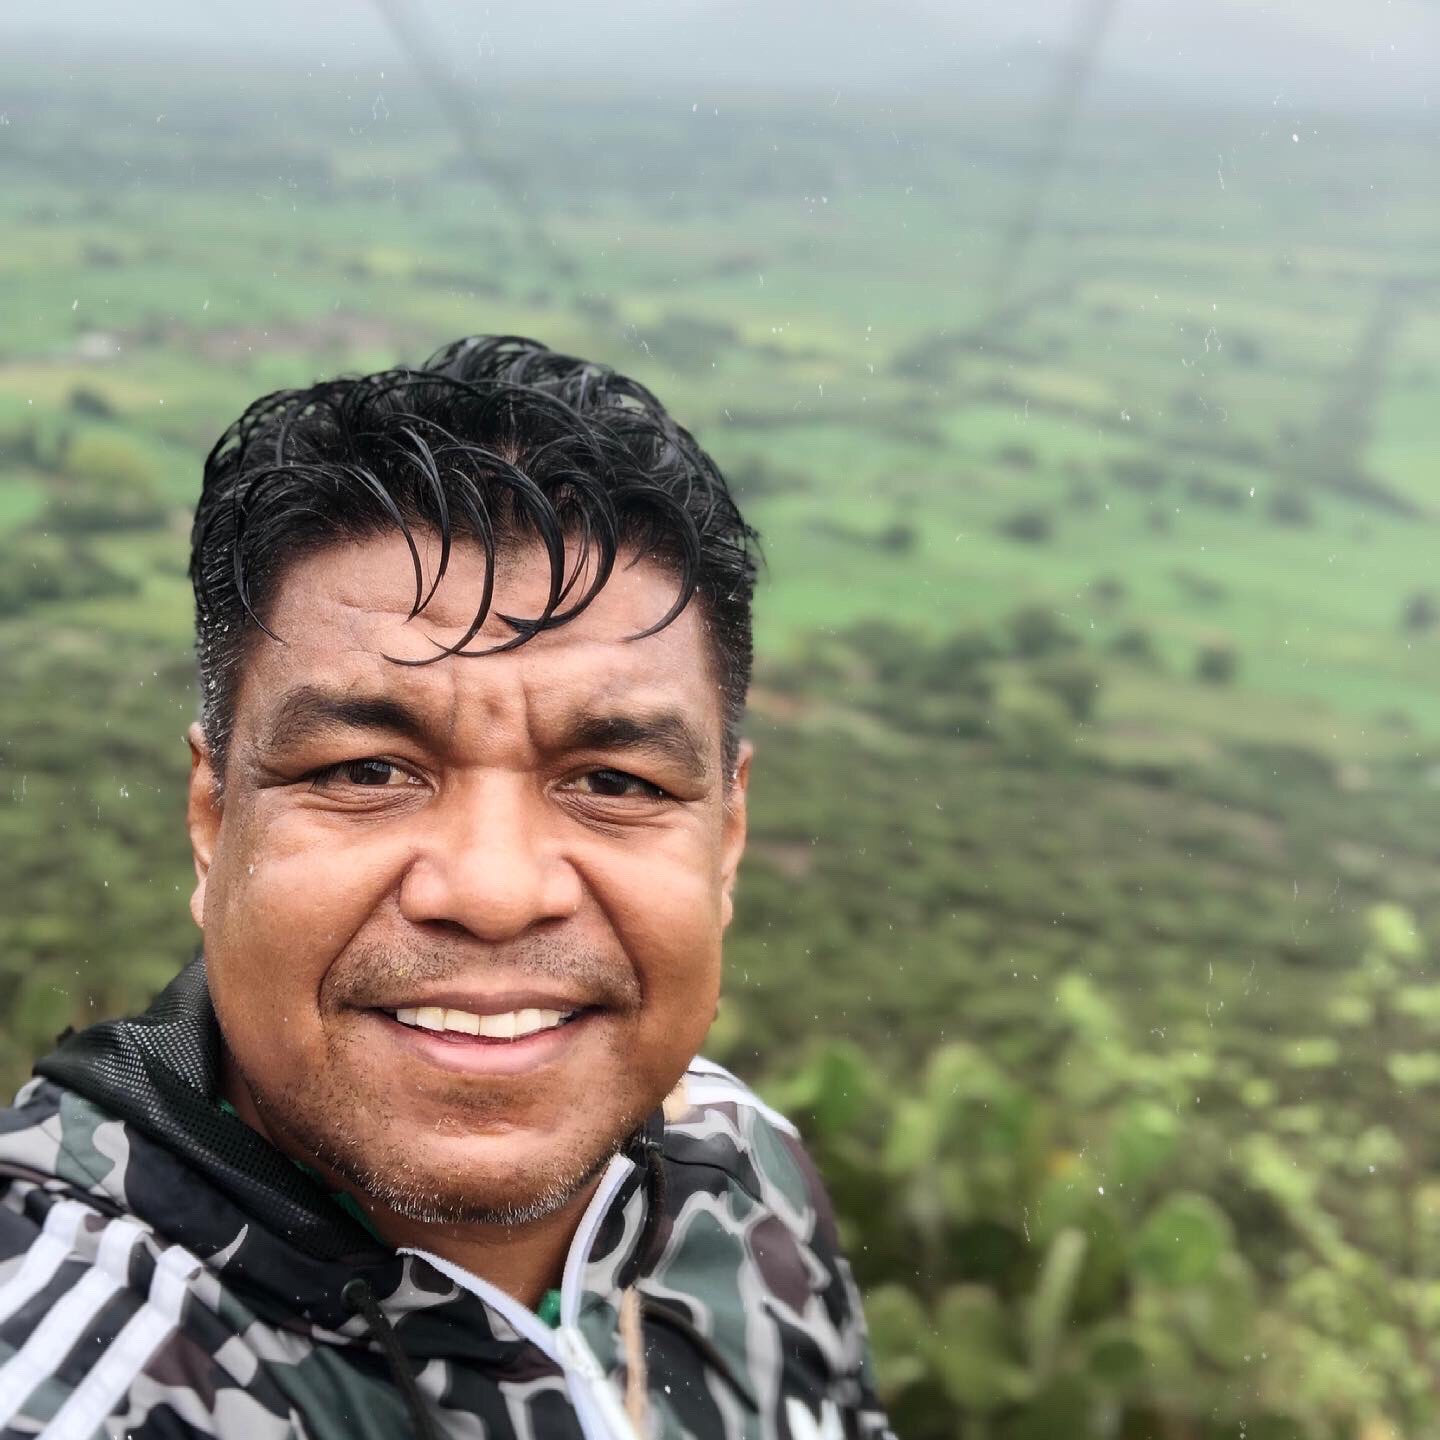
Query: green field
2 47 1439 1439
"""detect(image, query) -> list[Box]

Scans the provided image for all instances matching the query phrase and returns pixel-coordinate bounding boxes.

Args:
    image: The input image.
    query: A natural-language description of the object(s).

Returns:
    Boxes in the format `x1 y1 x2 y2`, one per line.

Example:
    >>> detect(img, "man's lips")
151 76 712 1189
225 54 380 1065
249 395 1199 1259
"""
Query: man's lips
357 989 601 1043
363 1006 602 1077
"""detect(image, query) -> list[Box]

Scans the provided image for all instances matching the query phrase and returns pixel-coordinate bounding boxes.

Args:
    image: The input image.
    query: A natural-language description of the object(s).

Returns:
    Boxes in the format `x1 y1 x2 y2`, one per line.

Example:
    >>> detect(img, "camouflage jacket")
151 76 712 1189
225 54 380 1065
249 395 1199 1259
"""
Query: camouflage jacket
0 961 893 1440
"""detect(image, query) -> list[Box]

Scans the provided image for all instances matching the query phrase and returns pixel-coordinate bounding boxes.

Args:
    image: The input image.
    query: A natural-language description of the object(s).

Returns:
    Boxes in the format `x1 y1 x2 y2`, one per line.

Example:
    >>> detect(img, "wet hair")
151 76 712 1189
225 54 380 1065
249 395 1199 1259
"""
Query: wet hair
189 335 760 778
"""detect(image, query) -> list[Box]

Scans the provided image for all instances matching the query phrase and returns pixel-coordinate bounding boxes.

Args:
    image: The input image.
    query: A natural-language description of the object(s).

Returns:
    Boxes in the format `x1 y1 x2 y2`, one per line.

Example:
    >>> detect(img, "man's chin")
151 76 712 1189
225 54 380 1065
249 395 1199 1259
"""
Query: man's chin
250 1094 627 1232
345 1134 622 1226
232 1047 652 1231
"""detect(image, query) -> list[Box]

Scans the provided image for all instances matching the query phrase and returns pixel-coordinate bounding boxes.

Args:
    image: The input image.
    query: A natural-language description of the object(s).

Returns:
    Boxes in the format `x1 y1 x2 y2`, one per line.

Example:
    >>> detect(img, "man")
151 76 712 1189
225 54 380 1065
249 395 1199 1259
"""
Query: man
0 337 892 1440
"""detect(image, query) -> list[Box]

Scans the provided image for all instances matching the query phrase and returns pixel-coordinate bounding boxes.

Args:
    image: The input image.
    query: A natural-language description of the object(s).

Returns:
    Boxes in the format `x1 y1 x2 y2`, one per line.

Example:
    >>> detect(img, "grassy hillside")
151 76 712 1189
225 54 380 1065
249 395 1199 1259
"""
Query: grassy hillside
1 53 1438 1437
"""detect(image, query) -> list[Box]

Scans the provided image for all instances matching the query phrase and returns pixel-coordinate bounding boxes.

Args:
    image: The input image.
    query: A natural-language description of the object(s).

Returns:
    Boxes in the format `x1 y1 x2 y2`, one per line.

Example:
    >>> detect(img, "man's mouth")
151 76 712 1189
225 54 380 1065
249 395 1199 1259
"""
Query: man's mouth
386 1005 585 1042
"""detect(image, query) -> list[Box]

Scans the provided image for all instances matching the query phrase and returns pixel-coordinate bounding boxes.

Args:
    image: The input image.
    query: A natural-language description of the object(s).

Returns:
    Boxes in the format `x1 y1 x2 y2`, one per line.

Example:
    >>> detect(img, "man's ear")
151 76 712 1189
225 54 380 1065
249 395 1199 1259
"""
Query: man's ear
719 739 753 931
186 722 222 931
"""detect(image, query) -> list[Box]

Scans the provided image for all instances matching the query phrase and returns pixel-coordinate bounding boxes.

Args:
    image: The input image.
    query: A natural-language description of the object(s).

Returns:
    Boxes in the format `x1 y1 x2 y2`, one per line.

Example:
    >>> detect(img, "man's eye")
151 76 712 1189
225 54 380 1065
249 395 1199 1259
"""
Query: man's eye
574 768 667 800
311 759 410 789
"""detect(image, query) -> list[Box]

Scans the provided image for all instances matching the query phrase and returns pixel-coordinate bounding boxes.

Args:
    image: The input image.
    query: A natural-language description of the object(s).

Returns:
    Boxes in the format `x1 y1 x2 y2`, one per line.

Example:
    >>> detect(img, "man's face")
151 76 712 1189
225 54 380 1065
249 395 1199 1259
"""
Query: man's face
187 533 749 1225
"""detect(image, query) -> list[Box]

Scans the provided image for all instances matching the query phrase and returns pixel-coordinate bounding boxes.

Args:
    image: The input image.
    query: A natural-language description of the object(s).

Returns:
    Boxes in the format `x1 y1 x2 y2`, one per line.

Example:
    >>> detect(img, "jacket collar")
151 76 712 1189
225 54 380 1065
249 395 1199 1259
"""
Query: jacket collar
38 954 381 1261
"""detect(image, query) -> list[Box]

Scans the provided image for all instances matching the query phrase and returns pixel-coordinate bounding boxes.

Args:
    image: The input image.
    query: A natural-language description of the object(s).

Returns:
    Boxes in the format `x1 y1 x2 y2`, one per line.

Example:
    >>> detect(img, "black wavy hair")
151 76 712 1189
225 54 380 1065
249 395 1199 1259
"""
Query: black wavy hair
190 335 760 777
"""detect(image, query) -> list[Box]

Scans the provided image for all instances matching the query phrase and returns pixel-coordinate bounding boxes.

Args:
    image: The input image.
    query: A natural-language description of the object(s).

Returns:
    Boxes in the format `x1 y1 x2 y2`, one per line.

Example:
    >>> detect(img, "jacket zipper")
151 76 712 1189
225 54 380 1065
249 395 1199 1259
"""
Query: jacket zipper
399 1152 640 1440
555 1322 642 1440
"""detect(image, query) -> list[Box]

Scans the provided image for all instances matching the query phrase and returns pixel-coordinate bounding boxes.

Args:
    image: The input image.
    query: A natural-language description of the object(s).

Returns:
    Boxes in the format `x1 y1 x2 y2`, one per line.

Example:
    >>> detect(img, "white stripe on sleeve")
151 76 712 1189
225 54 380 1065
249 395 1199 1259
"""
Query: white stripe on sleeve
0 1217 146 1429
40 1241 200 1440
0 1200 90 1328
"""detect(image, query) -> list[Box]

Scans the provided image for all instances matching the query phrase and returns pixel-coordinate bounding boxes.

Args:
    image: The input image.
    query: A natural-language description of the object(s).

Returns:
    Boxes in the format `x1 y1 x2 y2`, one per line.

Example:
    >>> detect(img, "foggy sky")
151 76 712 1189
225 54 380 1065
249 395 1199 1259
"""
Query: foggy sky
2 0 1435 114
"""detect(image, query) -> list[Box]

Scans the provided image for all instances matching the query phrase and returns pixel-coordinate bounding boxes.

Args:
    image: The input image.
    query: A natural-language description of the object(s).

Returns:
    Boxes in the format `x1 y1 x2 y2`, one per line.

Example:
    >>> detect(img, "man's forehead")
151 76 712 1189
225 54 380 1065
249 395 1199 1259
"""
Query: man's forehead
238 532 717 731
274 532 691 642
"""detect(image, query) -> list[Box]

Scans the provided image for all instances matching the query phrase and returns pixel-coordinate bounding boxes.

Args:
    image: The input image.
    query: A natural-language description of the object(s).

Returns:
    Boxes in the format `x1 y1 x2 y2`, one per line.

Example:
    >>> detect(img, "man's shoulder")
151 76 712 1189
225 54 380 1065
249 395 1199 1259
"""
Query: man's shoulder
0 1074 153 1230
0 1082 307 1440
670 1056 800 1138
662 1056 841 1251
648 1058 889 1436
0 1105 205 1439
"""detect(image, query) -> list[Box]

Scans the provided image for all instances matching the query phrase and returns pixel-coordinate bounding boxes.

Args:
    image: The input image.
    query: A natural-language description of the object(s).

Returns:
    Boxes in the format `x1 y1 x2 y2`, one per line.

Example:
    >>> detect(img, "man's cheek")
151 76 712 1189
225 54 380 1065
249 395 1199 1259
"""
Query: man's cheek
213 865 326 962
600 853 720 946
218 828 396 945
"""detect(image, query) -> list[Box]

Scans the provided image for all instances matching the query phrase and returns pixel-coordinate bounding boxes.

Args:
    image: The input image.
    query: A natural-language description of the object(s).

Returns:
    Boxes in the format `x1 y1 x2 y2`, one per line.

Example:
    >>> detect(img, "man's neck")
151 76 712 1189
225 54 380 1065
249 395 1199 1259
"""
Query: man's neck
220 1056 597 1309
364 1187 600 1309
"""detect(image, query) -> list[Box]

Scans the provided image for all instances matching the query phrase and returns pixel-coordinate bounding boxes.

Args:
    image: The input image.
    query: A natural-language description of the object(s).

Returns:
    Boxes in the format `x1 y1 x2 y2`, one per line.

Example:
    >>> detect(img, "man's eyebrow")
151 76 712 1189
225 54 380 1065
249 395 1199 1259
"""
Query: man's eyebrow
259 685 432 754
562 710 712 780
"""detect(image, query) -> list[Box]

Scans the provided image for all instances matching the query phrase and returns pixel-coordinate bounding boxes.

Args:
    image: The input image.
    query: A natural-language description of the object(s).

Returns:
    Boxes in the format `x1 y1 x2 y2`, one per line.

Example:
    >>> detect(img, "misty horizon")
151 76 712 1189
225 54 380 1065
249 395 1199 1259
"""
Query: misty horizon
2 0 1435 118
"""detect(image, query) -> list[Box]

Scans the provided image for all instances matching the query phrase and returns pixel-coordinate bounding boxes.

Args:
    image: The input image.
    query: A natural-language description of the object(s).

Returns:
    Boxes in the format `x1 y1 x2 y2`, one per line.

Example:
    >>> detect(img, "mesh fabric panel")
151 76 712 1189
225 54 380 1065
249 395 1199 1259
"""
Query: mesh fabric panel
34 954 380 1262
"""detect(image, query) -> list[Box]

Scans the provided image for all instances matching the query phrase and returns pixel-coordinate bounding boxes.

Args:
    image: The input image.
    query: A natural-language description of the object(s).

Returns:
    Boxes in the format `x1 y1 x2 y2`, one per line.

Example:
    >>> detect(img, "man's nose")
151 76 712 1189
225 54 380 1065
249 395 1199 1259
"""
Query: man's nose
396 776 582 941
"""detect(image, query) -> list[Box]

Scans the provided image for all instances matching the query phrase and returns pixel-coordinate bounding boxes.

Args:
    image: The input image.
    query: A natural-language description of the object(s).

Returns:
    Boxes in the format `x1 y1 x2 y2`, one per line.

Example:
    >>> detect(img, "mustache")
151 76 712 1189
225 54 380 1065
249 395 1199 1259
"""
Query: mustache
324 937 642 1011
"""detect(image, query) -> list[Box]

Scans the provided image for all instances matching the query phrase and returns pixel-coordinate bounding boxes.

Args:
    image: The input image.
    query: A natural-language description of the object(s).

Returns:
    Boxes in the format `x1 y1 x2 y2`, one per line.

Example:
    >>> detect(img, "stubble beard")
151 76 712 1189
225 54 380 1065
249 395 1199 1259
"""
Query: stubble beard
261 1075 624 1226
254 1067 628 1225
230 936 650 1227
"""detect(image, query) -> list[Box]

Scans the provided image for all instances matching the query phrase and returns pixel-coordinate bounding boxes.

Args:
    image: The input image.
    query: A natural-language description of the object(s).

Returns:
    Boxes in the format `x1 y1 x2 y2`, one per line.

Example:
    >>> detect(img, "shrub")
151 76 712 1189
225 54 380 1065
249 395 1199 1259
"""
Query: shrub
1108 626 1162 668
0 422 39 467
0 532 139 615
875 521 917 553
1401 592 1438 633
1185 471 1246 510
53 431 167 530
727 455 808 500
998 508 1054 545
67 386 115 419
638 311 739 370
1089 574 1127 606
1170 567 1227 605
1230 332 1264 366
1035 655 1103 723
82 242 123 268
996 443 1037 470
1008 604 1078 660
1109 456 1168 492
1195 641 1239 685
1268 488 1315 527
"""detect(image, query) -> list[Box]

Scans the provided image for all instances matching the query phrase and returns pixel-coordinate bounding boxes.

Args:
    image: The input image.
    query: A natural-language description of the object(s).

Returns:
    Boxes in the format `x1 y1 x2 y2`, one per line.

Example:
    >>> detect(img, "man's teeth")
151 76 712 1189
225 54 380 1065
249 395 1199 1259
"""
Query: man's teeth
393 1005 571 1039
